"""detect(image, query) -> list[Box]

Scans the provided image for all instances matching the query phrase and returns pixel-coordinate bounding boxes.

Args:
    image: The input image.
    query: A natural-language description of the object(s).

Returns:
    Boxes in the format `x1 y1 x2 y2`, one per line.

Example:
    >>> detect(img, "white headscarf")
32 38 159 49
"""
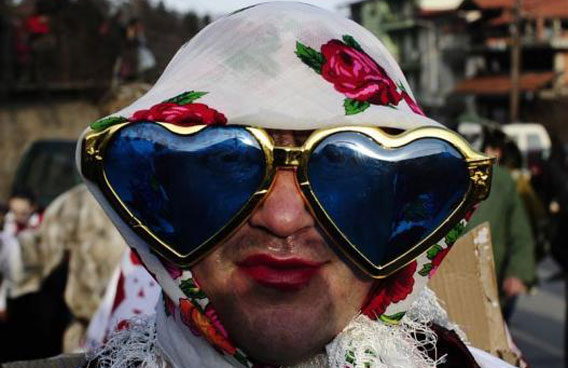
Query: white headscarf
80 3 512 368
94 2 439 131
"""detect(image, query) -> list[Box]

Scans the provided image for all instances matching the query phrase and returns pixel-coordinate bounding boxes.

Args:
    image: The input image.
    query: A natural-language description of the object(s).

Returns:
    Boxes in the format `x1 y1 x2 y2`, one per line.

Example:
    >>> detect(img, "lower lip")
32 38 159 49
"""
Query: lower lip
239 264 322 291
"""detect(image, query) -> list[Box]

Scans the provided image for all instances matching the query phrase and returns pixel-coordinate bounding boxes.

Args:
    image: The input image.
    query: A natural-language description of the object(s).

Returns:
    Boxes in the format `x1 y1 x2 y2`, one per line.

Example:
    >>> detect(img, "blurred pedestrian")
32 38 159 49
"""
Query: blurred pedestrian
117 18 143 82
12 17 31 83
532 137 568 366
0 0 14 94
0 188 47 362
0 203 8 233
0 188 40 328
2 188 41 236
99 10 126 88
0 202 9 361
502 141 548 263
25 7 56 84
531 137 568 270
465 128 536 322
52 185 126 352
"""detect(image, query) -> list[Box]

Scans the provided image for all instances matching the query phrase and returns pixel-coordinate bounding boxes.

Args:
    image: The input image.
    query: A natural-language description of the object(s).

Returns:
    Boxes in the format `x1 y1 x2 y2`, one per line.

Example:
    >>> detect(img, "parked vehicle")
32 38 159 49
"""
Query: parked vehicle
11 140 81 209
457 121 551 169
502 123 551 168
456 122 484 151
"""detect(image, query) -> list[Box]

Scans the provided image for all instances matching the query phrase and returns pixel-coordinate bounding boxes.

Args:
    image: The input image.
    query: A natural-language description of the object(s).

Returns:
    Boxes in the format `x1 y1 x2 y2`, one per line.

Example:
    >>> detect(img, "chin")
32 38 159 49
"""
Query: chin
192 250 373 365
234 306 334 365
216 283 340 365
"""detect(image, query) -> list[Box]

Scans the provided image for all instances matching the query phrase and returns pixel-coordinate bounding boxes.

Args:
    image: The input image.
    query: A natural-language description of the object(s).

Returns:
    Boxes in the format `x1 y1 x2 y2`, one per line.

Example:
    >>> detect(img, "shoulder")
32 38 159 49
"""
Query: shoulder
432 324 515 368
1 354 86 368
492 166 516 188
468 347 517 368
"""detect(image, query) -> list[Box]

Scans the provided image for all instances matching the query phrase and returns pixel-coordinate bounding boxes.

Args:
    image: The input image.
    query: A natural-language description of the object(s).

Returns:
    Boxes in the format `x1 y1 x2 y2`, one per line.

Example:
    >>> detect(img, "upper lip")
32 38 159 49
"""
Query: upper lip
237 254 326 268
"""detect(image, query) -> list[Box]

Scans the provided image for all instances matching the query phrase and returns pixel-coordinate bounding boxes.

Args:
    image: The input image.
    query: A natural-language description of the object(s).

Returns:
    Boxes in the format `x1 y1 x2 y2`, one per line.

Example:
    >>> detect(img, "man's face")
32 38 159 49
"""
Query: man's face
484 145 502 161
192 130 374 365
8 197 35 226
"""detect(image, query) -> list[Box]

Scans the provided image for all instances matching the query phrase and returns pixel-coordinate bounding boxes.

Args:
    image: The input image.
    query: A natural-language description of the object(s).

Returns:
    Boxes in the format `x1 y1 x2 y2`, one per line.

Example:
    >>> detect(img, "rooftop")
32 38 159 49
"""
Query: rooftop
460 0 568 19
454 72 557 95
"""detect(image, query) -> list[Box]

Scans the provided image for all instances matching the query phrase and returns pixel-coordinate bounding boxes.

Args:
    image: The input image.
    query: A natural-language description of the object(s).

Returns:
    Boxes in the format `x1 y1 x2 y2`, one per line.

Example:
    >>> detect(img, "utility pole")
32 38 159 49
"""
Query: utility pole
510 0 522 123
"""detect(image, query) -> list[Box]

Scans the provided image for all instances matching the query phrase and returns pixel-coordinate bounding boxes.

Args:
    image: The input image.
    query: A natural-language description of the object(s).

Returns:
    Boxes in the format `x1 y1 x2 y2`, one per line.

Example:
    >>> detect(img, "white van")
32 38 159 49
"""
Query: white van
457 122 551 168
456 122 484 151
502 123 551 165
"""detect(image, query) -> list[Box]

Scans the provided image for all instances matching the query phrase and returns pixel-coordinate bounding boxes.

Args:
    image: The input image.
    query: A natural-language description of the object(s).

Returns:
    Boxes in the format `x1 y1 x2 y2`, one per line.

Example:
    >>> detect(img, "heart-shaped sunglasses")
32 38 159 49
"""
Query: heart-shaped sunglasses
81 122 493 278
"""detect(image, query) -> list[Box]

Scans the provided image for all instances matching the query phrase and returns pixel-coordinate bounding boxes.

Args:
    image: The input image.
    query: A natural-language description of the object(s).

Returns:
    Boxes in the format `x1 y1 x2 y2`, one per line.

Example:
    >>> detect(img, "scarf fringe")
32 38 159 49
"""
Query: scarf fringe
326 287 465 368
406 287 468 343
327 314 443 368
88 317 166 368
91 288 465 368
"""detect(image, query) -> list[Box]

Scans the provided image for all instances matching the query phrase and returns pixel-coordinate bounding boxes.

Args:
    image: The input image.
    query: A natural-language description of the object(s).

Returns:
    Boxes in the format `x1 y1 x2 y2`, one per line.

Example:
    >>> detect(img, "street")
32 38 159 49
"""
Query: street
510 258 565 368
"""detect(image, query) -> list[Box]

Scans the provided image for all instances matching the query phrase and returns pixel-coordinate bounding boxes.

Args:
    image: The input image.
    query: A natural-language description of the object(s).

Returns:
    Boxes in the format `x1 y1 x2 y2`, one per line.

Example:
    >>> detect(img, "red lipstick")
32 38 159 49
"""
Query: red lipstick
237 254 324 291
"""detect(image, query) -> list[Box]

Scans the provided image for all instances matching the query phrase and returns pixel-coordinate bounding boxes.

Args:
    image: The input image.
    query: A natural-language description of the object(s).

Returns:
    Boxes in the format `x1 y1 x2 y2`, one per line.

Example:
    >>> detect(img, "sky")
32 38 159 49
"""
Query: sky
159 0 352 16
157 0 463 17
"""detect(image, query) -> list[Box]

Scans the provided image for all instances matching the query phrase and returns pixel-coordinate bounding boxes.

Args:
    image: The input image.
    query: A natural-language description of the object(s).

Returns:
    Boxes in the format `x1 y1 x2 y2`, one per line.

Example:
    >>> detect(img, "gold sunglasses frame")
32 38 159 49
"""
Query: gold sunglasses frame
82 122 494 279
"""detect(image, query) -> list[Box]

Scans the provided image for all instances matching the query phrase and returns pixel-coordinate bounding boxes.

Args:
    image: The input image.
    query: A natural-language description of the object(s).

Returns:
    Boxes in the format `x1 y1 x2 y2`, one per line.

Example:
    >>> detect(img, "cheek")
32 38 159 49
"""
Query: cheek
323 261 374 315
191 248 237 298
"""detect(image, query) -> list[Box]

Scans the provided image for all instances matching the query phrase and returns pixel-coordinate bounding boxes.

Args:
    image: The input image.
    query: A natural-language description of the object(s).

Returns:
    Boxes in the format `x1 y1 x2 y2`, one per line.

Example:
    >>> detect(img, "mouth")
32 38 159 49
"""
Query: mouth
237 254 325 291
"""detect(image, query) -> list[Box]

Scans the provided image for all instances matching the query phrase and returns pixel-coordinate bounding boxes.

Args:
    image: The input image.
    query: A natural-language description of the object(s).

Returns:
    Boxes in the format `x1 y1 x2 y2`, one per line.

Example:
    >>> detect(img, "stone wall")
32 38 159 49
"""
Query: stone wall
0 98 101 200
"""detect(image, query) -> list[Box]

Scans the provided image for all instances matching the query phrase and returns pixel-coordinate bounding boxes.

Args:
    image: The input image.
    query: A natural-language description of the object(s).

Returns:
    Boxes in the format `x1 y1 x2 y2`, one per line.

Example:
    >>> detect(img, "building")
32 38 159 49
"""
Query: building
455 0 568 137
349 0 568 139
348 0 468 125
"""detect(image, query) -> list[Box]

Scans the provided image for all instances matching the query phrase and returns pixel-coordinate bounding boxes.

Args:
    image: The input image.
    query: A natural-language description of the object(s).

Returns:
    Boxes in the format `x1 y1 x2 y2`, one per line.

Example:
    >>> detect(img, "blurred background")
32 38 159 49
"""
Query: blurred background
0 0 567 367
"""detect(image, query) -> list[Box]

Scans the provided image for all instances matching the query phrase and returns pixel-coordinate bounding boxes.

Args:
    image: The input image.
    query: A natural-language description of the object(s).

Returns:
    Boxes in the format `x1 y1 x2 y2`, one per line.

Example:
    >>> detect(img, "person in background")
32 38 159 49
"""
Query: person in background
0 203 8 233
25 6 56 84
54 185 126 352
466 128 536 322
3 188 41 236
0 202 10 361
118 18 143 82
501 141 547 263
0 188 40 323
532 136 568 366
0 188 46 362
0 187 115 358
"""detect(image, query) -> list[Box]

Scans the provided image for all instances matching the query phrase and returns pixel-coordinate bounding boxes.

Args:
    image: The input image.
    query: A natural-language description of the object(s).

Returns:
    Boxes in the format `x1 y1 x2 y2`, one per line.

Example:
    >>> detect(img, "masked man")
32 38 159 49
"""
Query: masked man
79 3 514 368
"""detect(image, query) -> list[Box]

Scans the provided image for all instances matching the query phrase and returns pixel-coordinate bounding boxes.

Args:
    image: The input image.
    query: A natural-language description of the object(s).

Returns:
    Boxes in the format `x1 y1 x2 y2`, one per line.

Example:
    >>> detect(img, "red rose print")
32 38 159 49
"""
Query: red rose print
90 90 227 131
205 304 229 339
401 91 425 116
429 247 449 278
296 35 426 116
115 319 130 331
130 102 227 126
362 261 417 318
160 258 183 279
320 40 402 106
127 249 158 281
465 205 478 222
130 249 143 265
179 298 203 337
111 272 126 313
164 294 176 318
179 299 237 354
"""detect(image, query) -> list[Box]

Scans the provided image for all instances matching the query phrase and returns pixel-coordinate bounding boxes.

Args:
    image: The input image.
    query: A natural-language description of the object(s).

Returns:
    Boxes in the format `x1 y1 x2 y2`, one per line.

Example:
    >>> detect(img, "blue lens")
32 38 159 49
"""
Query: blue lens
104 123 265 256
308 132 469 267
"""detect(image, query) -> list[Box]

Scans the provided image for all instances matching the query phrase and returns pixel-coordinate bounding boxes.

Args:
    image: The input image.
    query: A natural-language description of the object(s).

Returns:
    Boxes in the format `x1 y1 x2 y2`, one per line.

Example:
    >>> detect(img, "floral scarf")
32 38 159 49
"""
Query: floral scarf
82 2 474 367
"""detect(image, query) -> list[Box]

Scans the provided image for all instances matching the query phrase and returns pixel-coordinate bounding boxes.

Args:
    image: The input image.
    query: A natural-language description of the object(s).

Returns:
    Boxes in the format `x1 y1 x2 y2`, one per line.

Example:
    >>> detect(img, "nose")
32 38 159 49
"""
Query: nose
249 169 315 237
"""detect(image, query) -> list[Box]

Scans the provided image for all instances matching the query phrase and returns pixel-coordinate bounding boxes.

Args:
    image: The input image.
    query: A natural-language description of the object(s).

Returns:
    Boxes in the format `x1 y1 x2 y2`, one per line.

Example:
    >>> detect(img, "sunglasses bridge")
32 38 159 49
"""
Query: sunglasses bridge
273 146 303 167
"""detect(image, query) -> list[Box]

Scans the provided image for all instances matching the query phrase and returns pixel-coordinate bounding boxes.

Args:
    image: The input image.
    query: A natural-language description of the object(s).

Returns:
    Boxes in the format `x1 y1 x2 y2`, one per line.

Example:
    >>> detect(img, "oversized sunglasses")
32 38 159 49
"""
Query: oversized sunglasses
81 122 493 278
